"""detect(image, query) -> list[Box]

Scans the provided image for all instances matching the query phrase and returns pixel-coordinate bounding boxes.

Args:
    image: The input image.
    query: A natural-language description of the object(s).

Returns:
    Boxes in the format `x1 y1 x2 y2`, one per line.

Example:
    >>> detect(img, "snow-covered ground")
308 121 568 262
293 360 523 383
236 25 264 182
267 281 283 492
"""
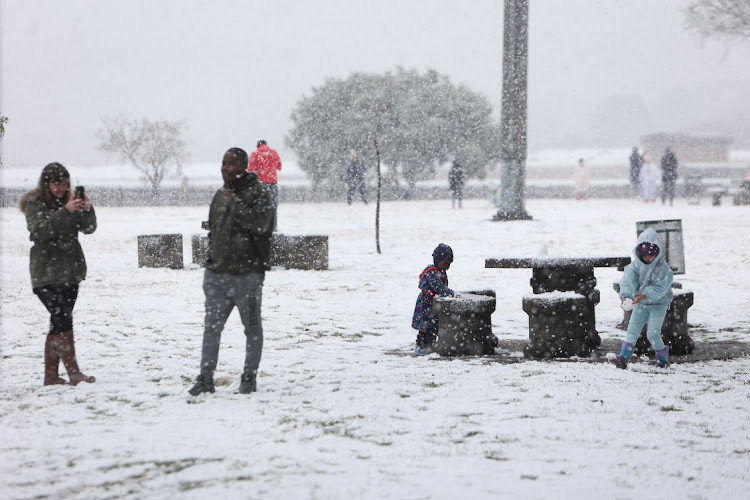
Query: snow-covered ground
1 198 749 499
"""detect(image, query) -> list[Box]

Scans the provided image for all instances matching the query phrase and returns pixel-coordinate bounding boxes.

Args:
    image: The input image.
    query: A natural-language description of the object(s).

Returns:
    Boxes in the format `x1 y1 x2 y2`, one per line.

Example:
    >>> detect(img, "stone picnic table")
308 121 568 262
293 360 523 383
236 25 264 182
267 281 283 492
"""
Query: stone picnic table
485 256 631 355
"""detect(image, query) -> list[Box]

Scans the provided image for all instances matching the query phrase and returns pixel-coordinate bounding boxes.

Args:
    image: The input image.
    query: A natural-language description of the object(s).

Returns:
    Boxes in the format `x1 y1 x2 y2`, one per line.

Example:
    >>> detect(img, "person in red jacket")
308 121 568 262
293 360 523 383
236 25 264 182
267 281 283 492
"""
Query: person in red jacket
248 140 281 230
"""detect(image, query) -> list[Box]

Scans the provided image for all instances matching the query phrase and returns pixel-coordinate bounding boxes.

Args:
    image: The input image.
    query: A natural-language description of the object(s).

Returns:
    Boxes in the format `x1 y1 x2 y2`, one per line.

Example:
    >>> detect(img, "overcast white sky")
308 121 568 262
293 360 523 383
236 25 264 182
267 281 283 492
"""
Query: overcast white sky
1 0 749 167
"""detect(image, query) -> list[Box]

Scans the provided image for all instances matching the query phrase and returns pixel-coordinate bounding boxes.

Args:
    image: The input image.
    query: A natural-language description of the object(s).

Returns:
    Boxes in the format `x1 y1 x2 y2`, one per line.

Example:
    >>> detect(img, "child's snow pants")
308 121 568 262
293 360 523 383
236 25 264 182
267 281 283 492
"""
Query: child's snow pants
624 303 669 351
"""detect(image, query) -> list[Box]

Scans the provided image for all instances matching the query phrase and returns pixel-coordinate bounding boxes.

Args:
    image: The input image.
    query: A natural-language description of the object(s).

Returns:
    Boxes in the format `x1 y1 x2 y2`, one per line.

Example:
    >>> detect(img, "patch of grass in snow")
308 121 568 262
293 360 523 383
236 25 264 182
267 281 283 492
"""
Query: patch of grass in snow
659 405 682 412
464 431 482 438
484 450 507 461
423 381 441 388
521 369 545 376
98 458 225 487
214 376 232 387
521 474 538 480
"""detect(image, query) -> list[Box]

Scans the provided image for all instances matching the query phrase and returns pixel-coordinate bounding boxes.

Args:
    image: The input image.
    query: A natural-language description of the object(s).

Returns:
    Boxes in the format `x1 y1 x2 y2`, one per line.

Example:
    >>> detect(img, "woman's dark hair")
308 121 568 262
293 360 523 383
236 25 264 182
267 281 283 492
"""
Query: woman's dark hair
19 162 71 212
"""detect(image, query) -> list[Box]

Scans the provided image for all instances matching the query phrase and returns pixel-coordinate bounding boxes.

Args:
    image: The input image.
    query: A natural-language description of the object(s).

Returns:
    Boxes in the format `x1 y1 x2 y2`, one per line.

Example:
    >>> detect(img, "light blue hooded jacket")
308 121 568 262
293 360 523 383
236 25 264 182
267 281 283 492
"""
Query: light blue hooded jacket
619 227 674 306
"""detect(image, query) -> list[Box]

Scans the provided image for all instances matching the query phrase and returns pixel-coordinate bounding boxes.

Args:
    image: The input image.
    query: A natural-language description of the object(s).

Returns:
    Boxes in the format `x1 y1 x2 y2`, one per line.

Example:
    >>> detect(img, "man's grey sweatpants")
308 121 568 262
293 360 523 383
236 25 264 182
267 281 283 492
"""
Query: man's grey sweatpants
199 269 264 378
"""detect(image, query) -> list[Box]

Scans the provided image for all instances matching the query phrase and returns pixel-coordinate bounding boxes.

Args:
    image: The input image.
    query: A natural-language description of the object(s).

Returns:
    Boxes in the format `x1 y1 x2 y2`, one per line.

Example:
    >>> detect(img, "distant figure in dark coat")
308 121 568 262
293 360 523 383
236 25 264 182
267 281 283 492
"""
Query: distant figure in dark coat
661 147 678 206
629 147 643 197
345 151 367 205
449 160 465 208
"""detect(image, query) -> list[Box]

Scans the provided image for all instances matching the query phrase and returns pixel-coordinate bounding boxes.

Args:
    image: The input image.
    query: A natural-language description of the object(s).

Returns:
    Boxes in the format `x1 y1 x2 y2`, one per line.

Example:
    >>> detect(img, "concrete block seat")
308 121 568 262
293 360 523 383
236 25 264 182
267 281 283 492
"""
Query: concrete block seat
612 283 695 356
191 229 329 271
191 234 209 266
137 234 183 269
271 234 328 270
522 291 590 358
613 281 682 329
634 289 695 356
433 289 498 356
707 187 728 206
729 187 750 205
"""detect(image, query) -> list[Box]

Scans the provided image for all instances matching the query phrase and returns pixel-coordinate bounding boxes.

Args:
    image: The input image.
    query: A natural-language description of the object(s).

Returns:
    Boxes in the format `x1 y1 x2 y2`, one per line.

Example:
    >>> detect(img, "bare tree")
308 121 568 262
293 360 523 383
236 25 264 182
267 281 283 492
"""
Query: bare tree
97 115 189 192
684 0 750 40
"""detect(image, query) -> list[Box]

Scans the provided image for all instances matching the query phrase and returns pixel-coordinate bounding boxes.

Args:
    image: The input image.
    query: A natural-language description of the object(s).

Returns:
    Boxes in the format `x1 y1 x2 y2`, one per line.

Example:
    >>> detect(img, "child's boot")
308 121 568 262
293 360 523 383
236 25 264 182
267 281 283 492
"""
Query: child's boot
614 342 635 369
414 332 434 356
655 346 670 368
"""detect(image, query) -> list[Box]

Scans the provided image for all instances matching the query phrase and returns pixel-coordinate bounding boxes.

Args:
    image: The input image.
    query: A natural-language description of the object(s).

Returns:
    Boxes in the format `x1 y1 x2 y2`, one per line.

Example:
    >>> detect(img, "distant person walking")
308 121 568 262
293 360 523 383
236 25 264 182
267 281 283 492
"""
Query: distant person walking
189 147 275 396
661 146 678 206
629 147 643 196
20 163 97 386
248 139 282 230
640 153 660 203
448 160 465 208
573 158 590 201
345 151 367 205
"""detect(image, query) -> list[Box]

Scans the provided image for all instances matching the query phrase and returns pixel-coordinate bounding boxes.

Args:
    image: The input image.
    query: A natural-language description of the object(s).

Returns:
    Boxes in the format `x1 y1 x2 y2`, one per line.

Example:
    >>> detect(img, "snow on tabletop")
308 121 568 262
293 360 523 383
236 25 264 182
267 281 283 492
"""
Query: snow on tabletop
523 291 585 302
1 198 749 499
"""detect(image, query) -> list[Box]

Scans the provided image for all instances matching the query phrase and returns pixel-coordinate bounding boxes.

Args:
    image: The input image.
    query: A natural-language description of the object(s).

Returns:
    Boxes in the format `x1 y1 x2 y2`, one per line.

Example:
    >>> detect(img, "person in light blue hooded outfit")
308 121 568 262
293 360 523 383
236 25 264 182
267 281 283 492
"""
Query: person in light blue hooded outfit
615 227 674 368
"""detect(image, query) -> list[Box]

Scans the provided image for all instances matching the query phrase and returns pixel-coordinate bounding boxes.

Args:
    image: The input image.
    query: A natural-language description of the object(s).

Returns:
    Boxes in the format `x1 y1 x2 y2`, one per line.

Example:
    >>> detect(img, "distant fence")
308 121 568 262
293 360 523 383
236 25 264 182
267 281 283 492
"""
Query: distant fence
0 183 721 208
2 163 746 208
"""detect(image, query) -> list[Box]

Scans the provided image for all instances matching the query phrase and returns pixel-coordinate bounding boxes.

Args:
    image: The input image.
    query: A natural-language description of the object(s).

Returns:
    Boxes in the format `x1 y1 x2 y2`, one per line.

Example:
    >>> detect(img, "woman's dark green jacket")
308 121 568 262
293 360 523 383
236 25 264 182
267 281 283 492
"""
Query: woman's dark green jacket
22 190 97 288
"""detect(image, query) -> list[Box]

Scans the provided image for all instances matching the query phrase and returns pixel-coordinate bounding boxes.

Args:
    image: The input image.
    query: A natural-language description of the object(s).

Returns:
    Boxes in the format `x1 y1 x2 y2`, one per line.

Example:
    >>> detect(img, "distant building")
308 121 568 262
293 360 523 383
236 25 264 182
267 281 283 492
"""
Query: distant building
641 133 731 163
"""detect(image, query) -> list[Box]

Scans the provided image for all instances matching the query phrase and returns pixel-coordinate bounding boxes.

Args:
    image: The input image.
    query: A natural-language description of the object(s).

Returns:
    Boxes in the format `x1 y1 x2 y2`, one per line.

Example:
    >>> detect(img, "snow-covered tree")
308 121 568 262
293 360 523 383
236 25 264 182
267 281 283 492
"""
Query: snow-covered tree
286 68 500 196
684 0 750 40
97 115 189 192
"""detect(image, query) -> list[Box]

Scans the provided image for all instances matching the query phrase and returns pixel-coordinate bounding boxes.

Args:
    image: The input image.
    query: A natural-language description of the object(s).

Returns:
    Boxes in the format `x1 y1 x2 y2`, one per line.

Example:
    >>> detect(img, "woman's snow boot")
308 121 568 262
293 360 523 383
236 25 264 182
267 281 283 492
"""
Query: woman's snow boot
43 334 67 386
58 330 95 385
614 342 635 369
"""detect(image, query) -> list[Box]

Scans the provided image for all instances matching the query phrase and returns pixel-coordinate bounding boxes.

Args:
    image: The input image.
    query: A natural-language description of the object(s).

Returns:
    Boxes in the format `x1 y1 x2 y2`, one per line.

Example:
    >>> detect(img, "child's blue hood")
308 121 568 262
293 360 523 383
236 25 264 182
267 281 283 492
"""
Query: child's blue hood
631 227 667 286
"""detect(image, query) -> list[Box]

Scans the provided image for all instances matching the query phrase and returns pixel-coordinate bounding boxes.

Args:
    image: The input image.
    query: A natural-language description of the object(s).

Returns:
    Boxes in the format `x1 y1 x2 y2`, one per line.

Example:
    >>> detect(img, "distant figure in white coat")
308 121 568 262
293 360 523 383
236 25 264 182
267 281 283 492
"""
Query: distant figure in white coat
574 158 590 200
640 154 660 203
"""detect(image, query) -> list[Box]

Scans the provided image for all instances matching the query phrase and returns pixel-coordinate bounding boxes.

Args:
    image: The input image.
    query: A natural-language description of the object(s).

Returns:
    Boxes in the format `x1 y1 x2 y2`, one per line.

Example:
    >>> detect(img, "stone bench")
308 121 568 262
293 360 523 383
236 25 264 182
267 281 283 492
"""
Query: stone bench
633 289 695 356
522 292 589 358
191 234 209 266
729 187 749 205
137 234 183 269
271 234 328 270
433 289 498 356
613 281 681 329
707 187 728 206
191 231 329 271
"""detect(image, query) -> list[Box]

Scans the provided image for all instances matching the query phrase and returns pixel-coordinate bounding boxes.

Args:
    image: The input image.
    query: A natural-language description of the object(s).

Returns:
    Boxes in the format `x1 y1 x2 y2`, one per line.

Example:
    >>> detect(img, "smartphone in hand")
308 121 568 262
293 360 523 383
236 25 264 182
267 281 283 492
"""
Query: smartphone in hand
75 186 85 199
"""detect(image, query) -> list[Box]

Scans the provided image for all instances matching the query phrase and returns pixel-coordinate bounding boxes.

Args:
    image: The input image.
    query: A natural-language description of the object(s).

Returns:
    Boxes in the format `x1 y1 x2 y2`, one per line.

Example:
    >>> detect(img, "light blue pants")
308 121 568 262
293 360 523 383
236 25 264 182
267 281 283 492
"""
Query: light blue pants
624 303 668 351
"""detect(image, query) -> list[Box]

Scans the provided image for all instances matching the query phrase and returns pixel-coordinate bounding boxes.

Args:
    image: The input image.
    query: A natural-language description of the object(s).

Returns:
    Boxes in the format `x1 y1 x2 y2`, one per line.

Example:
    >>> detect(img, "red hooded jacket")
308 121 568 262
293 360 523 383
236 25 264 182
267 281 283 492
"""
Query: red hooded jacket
248 144 282 184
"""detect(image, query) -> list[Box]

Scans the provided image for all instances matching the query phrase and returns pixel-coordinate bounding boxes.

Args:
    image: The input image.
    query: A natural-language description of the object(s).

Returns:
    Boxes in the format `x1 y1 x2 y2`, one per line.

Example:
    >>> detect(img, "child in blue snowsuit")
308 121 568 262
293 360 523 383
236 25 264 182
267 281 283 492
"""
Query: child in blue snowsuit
616 227 674 368
411 243 455 355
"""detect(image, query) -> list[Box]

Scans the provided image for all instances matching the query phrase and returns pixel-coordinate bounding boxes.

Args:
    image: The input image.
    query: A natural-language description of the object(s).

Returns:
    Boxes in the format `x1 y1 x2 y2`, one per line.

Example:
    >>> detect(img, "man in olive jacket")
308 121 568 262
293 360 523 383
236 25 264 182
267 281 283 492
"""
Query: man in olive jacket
189 147 275 396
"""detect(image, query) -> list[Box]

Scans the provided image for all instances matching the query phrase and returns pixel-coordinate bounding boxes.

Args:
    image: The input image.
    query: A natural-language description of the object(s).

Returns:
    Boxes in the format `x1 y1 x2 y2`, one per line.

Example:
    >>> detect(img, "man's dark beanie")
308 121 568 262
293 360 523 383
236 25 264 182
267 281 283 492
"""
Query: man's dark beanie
432 243 453 264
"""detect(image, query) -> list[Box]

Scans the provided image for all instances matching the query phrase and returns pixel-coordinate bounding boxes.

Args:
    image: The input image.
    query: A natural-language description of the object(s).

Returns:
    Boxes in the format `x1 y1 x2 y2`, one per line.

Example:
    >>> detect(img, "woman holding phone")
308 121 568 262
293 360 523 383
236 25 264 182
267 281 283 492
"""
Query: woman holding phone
19 162 97 385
